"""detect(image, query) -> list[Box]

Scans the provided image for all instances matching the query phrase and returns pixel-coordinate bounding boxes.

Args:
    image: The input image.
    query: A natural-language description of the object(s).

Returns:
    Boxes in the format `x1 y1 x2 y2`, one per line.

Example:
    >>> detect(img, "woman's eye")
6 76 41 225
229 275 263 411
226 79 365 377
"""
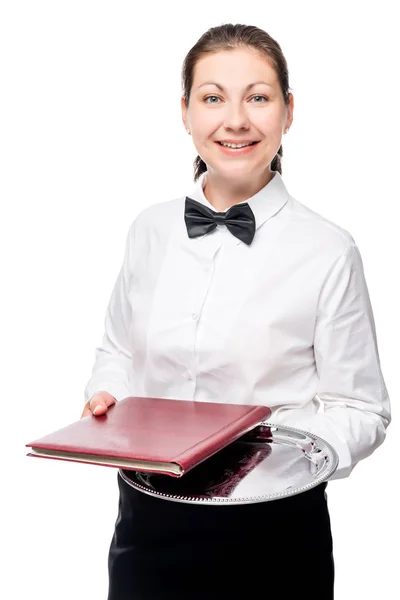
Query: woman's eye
203 95 268 104
204 95 220 103
251 95 268 103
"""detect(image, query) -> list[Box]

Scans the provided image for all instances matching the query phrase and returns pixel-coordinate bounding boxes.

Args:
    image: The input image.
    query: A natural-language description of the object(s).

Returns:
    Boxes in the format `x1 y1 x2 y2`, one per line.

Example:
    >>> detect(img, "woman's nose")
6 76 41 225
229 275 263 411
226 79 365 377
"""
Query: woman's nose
222 103 251 131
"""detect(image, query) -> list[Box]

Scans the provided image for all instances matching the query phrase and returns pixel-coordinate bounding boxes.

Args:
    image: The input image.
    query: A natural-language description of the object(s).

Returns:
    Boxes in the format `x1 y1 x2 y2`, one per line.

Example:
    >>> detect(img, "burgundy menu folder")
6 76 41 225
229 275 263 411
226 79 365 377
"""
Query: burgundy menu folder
25 396 271 477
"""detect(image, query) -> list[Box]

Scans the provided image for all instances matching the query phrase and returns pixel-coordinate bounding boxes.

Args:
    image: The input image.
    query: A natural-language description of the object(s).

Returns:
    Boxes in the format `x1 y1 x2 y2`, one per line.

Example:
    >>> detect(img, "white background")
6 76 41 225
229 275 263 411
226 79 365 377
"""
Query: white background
2 1 398 598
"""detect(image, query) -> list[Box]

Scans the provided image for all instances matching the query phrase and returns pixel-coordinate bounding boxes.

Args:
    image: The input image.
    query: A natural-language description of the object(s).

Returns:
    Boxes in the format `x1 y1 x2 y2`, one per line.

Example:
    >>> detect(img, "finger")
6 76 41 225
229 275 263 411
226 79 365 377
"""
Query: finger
90 401 108 416
80 400 107 418
81 393 117 419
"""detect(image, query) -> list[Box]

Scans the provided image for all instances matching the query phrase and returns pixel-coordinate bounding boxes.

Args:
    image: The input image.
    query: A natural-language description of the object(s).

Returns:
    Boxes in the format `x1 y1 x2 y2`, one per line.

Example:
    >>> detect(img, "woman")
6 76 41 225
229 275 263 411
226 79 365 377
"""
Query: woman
81 23 391 599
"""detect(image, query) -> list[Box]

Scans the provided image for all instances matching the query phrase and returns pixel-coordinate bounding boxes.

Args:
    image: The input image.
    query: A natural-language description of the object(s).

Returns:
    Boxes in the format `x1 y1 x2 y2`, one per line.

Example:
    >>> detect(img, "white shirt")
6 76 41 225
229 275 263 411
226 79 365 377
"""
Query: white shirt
84 170 391 481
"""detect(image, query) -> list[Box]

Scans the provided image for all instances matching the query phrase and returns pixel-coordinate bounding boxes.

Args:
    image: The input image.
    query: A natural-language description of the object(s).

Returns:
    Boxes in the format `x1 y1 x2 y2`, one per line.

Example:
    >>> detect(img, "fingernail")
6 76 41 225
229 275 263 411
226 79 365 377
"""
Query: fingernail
93 405 103 415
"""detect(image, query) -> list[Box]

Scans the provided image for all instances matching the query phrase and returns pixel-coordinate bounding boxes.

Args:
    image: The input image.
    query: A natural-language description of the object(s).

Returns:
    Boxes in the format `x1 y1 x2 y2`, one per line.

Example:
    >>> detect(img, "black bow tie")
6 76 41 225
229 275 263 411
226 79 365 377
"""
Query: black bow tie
184 197 256 245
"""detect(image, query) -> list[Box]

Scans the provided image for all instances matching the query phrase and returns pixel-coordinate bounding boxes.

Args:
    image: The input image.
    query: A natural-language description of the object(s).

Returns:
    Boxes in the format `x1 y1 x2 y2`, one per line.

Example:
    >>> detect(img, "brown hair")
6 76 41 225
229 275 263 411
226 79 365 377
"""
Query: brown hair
181 23 292 181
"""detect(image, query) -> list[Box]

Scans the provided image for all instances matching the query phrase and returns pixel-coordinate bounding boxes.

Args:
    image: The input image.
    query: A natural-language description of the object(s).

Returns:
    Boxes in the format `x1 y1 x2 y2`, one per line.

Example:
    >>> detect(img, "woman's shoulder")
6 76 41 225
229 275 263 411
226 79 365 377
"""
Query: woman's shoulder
125 195 185 247
133 196 183 225
287 195 356 256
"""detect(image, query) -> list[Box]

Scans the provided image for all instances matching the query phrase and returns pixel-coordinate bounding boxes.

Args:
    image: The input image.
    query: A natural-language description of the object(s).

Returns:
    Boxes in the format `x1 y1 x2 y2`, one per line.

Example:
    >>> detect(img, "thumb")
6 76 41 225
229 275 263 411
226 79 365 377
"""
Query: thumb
92 403 107 415
90 392 117 416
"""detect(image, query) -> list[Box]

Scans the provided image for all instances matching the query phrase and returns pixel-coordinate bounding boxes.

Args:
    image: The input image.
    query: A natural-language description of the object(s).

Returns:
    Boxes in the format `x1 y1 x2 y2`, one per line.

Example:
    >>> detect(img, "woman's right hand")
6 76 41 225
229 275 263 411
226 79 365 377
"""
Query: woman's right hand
80 391 117 418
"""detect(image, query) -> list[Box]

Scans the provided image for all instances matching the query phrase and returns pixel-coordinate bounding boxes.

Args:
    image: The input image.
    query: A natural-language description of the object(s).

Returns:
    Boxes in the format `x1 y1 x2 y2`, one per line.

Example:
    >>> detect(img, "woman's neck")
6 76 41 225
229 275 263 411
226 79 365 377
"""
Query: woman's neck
203 169 274 211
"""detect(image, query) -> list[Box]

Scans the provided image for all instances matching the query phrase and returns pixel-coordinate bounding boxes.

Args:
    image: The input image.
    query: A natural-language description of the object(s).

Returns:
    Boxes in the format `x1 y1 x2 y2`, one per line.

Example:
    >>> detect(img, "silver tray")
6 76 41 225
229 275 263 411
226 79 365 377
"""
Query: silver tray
119 422 339 505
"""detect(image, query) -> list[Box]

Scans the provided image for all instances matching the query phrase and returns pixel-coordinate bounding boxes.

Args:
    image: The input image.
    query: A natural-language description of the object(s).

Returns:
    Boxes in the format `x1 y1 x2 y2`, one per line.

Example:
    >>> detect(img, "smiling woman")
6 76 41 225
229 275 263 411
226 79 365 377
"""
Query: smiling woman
81 21 391 600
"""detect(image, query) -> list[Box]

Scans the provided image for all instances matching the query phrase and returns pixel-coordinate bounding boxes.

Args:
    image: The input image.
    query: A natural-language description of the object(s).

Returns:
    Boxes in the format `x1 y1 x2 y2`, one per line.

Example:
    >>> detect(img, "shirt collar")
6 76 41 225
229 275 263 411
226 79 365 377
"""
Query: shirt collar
187 170 290 245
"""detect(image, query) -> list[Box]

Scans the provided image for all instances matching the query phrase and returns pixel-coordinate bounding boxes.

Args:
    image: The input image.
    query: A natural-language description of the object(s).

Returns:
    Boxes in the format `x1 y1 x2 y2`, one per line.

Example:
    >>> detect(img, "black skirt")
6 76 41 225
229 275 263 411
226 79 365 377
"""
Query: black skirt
108 470 334 600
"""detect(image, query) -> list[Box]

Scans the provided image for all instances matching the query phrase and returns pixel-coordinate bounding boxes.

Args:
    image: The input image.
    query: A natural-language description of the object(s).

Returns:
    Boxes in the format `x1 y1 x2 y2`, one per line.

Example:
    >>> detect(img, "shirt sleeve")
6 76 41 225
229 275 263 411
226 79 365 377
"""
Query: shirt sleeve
83 222 135 405
296 242 390 480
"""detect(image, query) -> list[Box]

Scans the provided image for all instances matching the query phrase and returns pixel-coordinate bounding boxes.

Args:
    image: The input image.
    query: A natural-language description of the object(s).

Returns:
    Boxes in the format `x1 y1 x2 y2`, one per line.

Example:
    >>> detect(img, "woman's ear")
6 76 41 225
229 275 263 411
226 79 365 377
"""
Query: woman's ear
181 96 190 133
286 92 294 130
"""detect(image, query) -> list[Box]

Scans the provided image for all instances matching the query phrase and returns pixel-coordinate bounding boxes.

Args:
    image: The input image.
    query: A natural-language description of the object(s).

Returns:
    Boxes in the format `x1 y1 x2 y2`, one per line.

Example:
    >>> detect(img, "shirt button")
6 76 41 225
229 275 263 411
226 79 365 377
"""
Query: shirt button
184 371 192 380
192 313 198 320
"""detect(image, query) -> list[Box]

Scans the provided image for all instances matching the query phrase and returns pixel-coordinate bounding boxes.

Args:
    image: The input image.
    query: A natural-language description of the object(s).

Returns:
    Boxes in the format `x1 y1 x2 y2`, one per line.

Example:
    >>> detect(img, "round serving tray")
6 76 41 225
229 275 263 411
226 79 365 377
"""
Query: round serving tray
119 422 339 505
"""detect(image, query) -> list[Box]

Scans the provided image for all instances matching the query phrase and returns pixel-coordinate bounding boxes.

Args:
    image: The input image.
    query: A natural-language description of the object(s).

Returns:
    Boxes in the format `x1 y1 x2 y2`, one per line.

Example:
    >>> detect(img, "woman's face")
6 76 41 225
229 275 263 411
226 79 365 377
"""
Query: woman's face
181 48 293 182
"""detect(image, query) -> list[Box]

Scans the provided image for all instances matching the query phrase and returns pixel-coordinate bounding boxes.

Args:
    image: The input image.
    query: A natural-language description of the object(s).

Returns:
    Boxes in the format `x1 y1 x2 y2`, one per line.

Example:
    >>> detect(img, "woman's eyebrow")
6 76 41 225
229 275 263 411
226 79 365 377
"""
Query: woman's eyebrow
197 81 274 91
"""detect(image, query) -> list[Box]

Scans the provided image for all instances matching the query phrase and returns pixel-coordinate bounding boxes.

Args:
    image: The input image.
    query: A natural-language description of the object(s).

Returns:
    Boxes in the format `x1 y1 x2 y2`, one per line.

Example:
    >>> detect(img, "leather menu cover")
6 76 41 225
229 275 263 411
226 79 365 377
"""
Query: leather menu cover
26 396 271 477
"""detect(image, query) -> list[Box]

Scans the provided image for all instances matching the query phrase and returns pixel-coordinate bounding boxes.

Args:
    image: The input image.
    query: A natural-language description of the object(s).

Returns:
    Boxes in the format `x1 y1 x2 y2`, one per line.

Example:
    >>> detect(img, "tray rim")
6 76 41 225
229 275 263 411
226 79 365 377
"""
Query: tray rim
118 421 339 505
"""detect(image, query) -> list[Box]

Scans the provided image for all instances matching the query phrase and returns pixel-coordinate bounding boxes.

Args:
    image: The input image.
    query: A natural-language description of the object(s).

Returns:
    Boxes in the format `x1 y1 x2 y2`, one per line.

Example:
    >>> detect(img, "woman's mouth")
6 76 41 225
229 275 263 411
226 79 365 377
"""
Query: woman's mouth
216 141 260 156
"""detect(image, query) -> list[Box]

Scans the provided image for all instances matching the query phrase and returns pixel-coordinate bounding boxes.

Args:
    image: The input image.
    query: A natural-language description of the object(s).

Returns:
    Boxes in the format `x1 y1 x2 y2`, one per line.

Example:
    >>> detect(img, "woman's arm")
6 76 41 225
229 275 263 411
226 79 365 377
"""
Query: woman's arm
297 242 390 480
83 221 136 406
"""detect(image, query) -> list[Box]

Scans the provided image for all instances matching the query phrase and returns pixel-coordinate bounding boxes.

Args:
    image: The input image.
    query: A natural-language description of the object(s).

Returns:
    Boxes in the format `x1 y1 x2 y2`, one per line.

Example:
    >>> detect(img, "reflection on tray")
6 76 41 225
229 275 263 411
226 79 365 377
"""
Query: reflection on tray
135 426 273 498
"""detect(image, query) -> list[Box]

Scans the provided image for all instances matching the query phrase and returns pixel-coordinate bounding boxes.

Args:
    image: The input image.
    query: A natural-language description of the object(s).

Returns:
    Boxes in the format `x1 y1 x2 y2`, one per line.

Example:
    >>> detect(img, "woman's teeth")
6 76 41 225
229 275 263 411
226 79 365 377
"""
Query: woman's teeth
219 142 256 148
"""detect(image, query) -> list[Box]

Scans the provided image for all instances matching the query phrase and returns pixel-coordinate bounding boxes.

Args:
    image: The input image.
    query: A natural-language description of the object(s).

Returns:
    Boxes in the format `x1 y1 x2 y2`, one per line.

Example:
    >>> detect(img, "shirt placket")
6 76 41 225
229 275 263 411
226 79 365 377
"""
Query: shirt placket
183 230 224 396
